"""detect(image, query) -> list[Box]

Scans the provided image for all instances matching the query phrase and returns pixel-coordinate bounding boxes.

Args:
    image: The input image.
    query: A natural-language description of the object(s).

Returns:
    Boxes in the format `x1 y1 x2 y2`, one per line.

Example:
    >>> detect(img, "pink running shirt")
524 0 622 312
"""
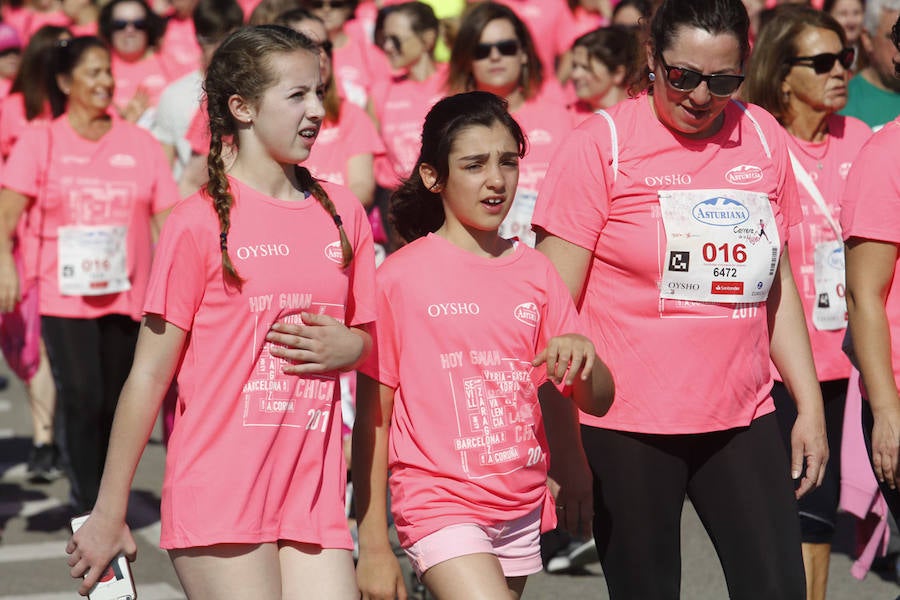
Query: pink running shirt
841 117 900 391
0 92 51 159
3 114 178 320
370 64 447 189
157 16 202 81
361 234 584 548
532 96 801 434
305 100 385 191
146 176 376 549
503 0 579 81
776 114 870 382
111 52 172 116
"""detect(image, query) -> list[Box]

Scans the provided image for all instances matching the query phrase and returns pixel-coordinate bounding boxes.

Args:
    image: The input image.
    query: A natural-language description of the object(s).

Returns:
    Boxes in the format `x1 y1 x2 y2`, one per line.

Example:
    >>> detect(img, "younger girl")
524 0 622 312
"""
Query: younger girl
353 91 613 600
64 25 375 599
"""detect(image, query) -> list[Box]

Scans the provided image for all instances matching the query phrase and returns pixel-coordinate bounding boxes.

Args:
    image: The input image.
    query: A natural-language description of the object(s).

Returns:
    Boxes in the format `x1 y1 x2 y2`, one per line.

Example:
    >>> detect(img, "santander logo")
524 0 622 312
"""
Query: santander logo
725 164 763 185
324 241 343 264
514 302 539 327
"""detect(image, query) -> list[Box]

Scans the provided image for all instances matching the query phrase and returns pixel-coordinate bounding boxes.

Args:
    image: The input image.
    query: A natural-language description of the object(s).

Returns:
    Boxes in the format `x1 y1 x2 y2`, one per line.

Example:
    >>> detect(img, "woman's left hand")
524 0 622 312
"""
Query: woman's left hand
790 409 829 499
266 312 364 374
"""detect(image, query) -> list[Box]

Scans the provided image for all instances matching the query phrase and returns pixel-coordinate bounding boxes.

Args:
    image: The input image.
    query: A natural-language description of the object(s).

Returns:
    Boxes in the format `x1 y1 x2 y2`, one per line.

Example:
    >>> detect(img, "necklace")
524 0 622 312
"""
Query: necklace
789 130 831 170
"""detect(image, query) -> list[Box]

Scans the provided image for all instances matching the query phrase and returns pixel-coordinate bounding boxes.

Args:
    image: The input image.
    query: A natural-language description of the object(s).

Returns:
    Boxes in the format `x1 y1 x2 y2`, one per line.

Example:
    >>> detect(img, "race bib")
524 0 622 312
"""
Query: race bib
812 240 847 331
499 188 537 247
659 189 780 304
58 224 131 296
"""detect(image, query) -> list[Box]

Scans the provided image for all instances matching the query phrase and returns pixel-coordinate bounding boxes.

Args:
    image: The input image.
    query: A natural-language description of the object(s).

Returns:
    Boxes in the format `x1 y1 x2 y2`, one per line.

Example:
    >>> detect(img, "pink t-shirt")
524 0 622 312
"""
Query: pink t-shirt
332 30 390 108
3 114 178 320
305 100 385 192
370 64 447 189
158 16 201 81
146 176 376 549
361 233 583 547
571 5 608 38
111 52 172 115
776 114 871 382
532 96 801 434
0 92 51 159
841 116 900 390
500 94 575 246
503 0 579 81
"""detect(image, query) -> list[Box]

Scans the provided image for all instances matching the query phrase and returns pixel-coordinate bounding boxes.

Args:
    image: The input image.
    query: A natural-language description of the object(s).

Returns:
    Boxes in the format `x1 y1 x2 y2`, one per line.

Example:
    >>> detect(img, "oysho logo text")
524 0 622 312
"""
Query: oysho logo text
236 244 290 260
645 174 693 187
427 302 481 317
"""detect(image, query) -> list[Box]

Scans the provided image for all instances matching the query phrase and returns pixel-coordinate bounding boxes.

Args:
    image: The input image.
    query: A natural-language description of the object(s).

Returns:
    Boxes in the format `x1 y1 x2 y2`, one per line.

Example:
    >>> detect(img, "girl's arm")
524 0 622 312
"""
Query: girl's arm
0 188 30 312
66 315 187 595
346 153 376 209
535 232 593 304
352 374 407 600
767 248 827 499
267 315 372 374
846 238 900 488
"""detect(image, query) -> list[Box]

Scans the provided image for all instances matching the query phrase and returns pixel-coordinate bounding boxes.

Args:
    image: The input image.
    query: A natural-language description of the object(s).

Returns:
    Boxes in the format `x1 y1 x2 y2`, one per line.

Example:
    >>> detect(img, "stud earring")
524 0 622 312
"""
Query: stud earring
648 72 656 83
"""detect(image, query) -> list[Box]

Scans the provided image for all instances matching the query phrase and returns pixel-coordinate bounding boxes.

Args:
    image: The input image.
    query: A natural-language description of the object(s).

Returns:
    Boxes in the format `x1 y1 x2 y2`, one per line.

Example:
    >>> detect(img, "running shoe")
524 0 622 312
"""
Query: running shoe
26 444 62 483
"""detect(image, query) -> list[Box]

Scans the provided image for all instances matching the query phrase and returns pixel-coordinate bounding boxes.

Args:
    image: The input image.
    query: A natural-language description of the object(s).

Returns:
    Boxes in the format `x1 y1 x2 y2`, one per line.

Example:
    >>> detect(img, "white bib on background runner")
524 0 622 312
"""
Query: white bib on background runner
500 187 538 247
58 224 131 296
788 149 847 331
659 188 780 303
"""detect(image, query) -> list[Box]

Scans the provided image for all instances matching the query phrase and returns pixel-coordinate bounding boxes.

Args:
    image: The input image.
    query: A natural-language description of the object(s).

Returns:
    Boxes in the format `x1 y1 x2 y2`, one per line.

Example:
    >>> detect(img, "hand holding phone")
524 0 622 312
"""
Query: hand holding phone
68 514 137 600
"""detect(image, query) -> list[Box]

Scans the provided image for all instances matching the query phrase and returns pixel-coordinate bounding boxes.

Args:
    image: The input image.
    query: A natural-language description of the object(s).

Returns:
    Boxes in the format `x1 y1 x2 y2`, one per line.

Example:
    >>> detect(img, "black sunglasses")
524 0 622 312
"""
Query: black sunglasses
111 18 148 32
785 47 855 74
308 0 351 9
474 39 520 60
657 54 745 97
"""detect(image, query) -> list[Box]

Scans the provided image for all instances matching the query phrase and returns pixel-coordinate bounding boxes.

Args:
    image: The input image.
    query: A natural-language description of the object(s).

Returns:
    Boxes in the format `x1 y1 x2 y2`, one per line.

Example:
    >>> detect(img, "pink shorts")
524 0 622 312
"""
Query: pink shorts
404 508 542 578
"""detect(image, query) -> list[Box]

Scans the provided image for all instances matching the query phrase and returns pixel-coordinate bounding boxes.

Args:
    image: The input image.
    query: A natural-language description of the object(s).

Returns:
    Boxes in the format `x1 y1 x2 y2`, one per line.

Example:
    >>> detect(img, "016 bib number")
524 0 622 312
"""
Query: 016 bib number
58 224 131 296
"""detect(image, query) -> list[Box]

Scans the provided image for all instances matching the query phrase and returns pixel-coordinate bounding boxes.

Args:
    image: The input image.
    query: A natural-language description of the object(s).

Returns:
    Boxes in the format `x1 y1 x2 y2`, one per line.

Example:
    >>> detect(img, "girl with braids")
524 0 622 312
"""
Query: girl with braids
64 25 375 599
353 91 613 600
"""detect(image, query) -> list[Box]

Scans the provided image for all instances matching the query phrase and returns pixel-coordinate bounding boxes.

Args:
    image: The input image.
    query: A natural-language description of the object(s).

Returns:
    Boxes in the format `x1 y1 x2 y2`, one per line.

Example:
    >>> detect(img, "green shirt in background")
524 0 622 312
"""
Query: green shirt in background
841 73 900 130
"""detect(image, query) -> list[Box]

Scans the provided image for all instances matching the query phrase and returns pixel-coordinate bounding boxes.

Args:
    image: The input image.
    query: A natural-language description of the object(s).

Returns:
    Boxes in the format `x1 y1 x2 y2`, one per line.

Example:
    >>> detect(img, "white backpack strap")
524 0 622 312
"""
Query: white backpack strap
787 149 842 238
731 100 772 159
594 108 619 183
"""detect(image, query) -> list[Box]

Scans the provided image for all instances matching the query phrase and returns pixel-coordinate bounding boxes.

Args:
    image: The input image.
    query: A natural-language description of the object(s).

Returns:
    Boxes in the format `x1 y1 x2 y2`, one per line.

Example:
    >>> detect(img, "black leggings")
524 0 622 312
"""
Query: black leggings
773 379 847 544
42 315 139 512
861 400 900 520
582 413 805 600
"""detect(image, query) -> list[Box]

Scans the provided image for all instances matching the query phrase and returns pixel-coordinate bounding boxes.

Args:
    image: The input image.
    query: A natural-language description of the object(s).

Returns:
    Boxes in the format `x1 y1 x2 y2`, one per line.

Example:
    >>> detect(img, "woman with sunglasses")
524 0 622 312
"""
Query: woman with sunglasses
447 1 574 248
300 0 389 108
98 0 170 125
744 7 871 599
532 0 827 597
370 1 446 192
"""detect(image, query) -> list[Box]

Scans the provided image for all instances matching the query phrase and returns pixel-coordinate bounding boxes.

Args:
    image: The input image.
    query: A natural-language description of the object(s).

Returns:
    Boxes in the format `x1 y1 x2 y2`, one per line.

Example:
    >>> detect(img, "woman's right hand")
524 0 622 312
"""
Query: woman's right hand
66 512 137 596
871 403 900 490
357 546 408 600
0 251 20 313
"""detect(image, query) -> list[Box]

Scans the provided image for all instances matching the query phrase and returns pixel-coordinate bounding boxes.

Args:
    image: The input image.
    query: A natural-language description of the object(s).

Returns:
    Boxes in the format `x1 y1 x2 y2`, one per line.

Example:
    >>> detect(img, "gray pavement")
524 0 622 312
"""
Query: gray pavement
0 364 898 599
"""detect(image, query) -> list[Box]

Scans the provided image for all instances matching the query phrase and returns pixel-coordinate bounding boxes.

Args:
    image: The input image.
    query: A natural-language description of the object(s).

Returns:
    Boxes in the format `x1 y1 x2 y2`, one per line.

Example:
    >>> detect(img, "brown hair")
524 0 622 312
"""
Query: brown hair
744 5 846 122
446 2 543 100
203 25 353 283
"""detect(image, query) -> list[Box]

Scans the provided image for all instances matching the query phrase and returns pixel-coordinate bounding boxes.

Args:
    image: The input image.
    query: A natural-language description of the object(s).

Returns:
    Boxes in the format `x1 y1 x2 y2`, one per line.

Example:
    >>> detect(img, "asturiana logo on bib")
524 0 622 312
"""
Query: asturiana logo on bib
324 241 343 264
725 164 763 185
514 302 539 327
692 197 750 226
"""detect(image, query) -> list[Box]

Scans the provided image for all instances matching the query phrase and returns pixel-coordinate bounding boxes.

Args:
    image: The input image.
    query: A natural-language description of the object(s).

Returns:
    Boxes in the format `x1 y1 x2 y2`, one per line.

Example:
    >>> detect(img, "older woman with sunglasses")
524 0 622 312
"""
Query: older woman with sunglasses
98 0 170 125
447 1 573 248
744 7 871 600
533 0 827 597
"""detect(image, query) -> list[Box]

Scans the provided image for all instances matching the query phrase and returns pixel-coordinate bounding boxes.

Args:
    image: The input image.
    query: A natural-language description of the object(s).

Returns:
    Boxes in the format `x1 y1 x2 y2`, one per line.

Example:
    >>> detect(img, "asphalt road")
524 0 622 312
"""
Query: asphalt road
1 366 898 599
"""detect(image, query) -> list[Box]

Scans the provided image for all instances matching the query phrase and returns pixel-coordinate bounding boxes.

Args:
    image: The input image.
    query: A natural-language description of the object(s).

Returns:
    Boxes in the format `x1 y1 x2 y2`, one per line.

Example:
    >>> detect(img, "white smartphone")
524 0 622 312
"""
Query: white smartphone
69 514 137 600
